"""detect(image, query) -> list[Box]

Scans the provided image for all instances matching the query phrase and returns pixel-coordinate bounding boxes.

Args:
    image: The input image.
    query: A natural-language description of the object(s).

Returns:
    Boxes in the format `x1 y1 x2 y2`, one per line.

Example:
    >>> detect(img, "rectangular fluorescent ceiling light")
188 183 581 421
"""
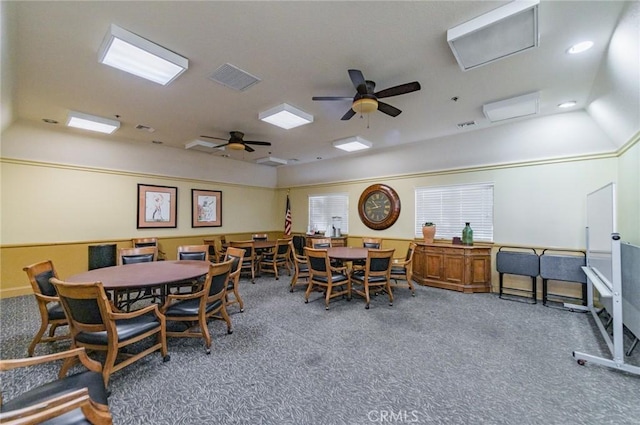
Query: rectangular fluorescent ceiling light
447 0 539 71
333 136 372 152
256 156 288 167
98 24 188 85
66 111 120 134
483 92 539 122
259 103 313 130
184 139 225 152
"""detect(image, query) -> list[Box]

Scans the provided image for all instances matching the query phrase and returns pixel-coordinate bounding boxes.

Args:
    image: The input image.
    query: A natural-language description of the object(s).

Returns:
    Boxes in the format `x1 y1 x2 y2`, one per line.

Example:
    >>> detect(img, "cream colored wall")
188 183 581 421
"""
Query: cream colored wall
1 160 279 244
618 138 640 245
281 157 618 249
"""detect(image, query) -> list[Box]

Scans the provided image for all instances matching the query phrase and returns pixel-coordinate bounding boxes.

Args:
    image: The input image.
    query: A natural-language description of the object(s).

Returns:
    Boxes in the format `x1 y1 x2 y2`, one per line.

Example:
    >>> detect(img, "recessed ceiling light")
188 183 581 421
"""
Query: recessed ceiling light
567 41 594 54
259 103 313 130
98 24 188 85
558 101 577 108
333 136 372 152
66 111 120 134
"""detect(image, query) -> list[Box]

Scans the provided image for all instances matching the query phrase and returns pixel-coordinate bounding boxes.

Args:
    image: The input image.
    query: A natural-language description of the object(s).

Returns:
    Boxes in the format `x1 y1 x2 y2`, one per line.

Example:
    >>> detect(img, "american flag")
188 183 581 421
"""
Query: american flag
284 195 292 235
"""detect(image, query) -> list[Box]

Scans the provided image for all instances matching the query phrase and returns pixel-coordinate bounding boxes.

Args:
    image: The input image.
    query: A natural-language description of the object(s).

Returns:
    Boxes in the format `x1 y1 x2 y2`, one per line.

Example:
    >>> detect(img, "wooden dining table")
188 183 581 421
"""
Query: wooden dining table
326 246 368 261
67 260 210 308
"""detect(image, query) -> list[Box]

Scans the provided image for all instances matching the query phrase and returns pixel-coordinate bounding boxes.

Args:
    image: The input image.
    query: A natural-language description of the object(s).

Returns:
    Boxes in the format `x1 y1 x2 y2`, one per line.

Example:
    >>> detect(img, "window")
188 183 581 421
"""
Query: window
415 183 494 241
308 193 349 234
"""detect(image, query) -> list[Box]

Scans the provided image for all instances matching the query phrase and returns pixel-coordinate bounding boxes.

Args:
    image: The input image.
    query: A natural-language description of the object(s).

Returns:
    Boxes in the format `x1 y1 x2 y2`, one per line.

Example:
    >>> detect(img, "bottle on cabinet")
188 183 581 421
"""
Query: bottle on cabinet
462 222 473 246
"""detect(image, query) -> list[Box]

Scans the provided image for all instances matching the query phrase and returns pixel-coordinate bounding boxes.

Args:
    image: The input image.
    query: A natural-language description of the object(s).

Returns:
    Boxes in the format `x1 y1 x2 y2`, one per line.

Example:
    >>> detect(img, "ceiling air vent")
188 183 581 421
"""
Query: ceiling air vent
209 63 261 91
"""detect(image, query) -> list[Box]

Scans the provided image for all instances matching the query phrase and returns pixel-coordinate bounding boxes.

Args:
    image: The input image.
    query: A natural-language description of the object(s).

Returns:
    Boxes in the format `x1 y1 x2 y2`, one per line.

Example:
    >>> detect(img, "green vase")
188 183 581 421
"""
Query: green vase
462 222 473 245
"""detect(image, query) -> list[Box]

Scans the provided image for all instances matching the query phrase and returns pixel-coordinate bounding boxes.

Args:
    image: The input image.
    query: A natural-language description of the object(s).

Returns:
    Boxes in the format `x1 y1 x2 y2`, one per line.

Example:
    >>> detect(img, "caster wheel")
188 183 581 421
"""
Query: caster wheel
389 303 393 307
411 293 416 297
305 300 309 304
577 359 586 366
227 329 233 335
163 355 171 362
205 348 211 355
240 308 245 313
290 288 294 293
365 305 370 310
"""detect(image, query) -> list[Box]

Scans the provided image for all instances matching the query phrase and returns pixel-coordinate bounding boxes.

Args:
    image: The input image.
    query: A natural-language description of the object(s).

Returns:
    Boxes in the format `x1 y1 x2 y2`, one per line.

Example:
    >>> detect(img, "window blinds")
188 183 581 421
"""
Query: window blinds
308 193 349 233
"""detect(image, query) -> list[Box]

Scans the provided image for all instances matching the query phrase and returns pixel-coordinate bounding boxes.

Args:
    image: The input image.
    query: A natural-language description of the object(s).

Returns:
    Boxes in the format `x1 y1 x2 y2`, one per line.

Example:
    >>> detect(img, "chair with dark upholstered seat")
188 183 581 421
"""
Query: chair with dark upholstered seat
290 247 310 293
304 247 351 310
310 238 332 249
223 247 245 313
353 237 383 270
252 234 268 241
117 246 157 265
132 237 164 260
351 248 395 309
51 278 170 387
259 239 292 280
160 260 234 354
390 242 416 296
177 244 209 262
22 260 69 357
229 240 257 283
0 347 112 424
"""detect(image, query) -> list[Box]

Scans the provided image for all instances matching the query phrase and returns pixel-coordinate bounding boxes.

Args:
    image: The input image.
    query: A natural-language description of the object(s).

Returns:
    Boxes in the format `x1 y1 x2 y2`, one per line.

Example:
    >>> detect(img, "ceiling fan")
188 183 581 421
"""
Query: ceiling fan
312 69 421 120
200 131 271 152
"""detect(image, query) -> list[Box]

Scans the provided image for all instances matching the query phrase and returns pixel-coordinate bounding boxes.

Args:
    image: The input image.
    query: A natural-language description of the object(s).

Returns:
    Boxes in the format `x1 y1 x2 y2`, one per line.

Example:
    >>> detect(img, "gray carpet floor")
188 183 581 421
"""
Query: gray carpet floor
1 274 639 424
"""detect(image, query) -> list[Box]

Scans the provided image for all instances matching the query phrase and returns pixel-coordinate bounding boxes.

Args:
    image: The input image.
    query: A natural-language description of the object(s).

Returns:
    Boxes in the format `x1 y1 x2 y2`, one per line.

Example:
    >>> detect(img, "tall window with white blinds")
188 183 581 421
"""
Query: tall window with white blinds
415 183 494 241
308 193 349 234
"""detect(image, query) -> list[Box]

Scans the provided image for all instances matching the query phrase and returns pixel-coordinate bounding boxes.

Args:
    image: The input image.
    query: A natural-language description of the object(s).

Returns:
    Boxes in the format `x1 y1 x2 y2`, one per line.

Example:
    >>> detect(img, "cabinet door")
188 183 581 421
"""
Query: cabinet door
443 253 465 283
469 255 491 284
425 252 444 280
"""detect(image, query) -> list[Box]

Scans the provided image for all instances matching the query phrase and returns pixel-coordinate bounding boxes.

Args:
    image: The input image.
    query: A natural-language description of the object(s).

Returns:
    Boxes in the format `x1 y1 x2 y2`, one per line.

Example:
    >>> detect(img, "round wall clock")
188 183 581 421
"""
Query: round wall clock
358 184 401 230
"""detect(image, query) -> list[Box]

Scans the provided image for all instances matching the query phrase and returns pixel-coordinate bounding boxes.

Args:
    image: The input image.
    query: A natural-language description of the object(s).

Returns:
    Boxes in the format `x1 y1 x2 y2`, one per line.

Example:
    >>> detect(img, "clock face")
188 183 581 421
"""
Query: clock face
358 184 401 230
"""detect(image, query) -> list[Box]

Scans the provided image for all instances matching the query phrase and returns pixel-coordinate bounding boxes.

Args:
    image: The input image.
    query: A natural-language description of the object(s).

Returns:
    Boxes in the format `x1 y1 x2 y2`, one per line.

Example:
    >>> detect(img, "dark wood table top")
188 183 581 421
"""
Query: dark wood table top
66 260 210 290
327 247 368 261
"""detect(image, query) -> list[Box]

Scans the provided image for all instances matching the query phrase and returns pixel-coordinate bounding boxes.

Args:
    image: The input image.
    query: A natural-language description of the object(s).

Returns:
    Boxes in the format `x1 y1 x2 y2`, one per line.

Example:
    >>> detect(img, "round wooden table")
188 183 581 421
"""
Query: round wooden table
67 261 210 309
326 247 368 261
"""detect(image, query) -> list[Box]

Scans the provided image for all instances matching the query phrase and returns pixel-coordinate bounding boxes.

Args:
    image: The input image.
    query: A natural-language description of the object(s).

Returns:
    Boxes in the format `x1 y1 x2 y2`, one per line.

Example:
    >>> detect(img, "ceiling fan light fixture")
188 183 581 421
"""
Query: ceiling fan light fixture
227 142 246 151
259 103 313 130
66 111 120 134
352 98 378 114
98 24 188 85
333 136 372 152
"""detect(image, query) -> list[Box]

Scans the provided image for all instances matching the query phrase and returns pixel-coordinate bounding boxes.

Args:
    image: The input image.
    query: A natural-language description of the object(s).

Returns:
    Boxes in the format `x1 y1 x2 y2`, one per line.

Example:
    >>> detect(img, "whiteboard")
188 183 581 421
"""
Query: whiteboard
586 182 616 291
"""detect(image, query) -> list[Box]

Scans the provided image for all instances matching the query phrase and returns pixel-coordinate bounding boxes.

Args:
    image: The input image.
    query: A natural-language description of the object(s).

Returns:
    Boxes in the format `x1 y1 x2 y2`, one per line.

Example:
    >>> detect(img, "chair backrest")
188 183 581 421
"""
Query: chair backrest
118 246 157 265
132 237 158 248
23 260 59 297
305 247 330 274
177 245 209 262
275 238 292 257
204 260 233 299
252 234 268 241
224 247 245 277
51 279 111 333
311 238 332 249
229 240 255 260
292 235 307 256
365 249 395 277
362 237 382 249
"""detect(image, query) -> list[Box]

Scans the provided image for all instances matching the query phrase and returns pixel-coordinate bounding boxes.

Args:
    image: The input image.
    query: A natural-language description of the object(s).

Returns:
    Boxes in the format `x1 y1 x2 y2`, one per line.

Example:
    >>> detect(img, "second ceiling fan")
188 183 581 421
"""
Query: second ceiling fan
200 131 271 152
312 69 421 120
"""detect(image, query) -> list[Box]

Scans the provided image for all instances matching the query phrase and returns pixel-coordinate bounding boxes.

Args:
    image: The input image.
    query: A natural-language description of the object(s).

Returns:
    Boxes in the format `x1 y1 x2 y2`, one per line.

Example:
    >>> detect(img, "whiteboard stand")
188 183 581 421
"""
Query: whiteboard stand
574 234 640 376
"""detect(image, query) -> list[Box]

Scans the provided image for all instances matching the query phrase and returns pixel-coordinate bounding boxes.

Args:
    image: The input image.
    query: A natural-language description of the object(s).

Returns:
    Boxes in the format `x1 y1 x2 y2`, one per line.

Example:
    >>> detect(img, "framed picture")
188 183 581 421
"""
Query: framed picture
137 184 177 228
192 189 222 228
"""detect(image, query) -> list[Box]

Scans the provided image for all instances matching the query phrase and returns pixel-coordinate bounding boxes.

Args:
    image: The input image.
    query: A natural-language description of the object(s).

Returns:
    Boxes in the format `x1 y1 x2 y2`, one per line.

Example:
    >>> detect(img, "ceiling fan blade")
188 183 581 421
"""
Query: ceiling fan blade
312 96 353 101
244 141 271 146
200 135 228 141
244 145 255 153
213 142 230 149
377 101 402 117
341 108 356 120
348 69 366 92
374 81 421 99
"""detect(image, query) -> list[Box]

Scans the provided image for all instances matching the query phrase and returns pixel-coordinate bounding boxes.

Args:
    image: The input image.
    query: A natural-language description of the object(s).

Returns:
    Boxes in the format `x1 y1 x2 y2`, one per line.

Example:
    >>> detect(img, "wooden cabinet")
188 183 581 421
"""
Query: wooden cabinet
413 243 491 293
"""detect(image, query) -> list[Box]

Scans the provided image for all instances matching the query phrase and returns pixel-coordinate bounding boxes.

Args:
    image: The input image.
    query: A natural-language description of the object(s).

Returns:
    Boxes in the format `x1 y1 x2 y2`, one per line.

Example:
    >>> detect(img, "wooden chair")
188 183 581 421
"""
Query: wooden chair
132 237 164 260
311 238 332 248
117 246 157 265
351 248 395 309
304 247 351 310
259 238 292 280
0 347 112 425
353 237 383 270
174 245 210 293
160 260 234 354
22 260 69 357
223 247 245 312
229 240 257 283
204 238 226 263
290 247 310 293
390 242 417 296
252 233 268 241
50 278 170 387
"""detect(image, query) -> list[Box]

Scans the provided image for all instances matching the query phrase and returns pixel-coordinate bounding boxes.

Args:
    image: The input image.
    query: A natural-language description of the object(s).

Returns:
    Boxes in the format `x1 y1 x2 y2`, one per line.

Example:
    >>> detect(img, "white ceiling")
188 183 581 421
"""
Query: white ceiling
11 1 627 166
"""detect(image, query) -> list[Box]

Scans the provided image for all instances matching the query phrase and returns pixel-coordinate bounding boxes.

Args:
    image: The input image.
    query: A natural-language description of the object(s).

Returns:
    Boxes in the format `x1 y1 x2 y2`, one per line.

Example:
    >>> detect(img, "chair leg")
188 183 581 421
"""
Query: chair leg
364 284 371 309
325 285 332 310
220 307 233 335
234 288 244 312
200 314 212 354
103 347 119 387
386 282 394 306
28 321 48 357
